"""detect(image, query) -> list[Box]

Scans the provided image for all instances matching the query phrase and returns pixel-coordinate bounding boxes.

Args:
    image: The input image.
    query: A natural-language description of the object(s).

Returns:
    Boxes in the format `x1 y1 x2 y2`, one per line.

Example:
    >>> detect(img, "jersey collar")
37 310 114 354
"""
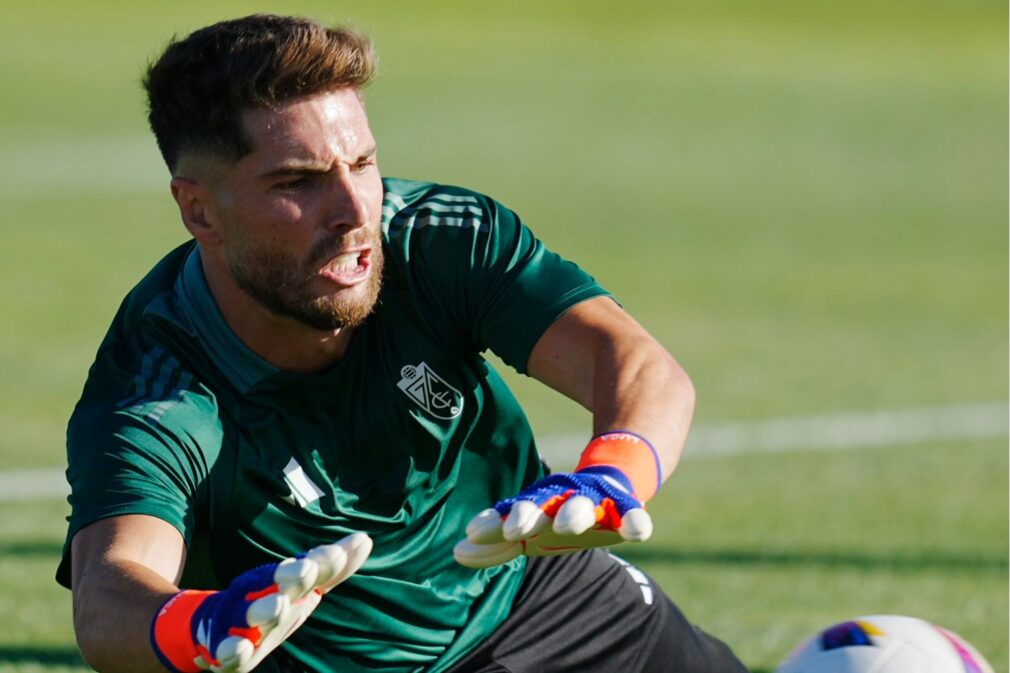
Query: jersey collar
176 246 280 394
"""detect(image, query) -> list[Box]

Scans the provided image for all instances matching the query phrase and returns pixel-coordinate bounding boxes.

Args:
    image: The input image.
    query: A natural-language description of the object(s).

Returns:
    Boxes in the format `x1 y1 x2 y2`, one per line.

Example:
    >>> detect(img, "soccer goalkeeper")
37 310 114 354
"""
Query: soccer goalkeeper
58 14 748 673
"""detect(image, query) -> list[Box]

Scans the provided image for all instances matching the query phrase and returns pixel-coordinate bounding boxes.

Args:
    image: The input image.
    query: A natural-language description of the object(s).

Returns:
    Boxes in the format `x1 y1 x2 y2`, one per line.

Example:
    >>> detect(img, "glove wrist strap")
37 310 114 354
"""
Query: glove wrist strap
151 590 214 673
576 431 662 501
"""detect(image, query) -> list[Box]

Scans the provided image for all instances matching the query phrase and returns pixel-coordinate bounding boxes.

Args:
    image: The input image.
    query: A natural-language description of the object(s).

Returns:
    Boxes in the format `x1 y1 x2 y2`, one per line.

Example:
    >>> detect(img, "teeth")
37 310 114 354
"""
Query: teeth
329 253 359 273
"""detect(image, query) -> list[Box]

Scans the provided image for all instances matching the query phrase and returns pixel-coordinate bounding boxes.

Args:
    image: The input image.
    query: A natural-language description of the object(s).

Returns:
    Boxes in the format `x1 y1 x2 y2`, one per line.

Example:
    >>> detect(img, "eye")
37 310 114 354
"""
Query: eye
352 158 375 174
276 176 310 191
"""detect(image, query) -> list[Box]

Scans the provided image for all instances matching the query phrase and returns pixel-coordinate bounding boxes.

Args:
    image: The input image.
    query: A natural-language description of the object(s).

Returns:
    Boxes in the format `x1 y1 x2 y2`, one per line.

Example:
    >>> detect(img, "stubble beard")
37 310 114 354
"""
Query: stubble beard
228 233 385 332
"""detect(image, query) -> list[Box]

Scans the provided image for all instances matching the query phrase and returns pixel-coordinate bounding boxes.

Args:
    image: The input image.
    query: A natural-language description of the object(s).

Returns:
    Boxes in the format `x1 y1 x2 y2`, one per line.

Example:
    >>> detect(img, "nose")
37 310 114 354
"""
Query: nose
324 168 370 231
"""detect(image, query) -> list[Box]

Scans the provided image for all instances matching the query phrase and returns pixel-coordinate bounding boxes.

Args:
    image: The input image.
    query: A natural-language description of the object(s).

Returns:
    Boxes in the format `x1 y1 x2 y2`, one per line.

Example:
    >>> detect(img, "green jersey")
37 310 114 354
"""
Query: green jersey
58 178 609 672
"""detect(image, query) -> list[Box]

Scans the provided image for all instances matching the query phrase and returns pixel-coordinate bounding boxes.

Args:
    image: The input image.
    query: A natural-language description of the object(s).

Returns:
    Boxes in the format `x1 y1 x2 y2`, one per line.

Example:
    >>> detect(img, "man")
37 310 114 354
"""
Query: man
58 14 748 673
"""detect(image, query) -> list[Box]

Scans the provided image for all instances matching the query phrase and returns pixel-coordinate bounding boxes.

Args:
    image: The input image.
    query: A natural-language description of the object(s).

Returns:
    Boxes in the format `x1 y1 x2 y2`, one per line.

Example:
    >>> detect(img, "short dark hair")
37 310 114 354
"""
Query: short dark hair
143 14 376 172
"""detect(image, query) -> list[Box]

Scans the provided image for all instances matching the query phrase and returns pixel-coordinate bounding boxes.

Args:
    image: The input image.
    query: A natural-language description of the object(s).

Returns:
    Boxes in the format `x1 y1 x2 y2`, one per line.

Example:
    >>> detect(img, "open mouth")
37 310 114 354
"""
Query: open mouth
319 248 372 286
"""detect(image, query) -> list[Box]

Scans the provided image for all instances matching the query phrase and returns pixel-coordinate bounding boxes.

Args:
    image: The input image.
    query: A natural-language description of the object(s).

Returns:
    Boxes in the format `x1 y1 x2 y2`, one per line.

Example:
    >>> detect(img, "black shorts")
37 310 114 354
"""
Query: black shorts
446 549 749 673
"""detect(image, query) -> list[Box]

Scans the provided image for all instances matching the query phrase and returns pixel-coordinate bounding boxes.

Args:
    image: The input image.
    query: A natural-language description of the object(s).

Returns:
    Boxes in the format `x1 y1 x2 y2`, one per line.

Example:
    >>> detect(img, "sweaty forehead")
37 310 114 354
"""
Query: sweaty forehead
243 89 373 161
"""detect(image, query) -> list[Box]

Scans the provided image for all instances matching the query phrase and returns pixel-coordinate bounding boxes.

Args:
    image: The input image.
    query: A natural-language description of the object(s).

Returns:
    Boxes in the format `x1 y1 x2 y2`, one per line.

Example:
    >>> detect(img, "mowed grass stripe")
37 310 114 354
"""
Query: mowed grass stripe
7 401 1005 501
0 469 69 502
0 136 166 195
540 400 1007 466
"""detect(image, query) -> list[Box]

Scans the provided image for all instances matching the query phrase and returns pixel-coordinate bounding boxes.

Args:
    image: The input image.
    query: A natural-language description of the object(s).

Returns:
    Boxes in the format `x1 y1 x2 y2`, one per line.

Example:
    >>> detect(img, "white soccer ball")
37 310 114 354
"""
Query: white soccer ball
775 615 994 673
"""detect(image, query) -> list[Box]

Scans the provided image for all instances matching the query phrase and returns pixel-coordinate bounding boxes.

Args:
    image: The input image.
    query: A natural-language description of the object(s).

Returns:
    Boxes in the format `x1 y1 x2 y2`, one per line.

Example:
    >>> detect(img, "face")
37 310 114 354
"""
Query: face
204 89 385 331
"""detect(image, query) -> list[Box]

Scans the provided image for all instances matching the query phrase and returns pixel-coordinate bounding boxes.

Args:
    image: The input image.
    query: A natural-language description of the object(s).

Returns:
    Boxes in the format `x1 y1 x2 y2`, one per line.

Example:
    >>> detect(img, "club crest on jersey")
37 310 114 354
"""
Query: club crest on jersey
397 362 464 419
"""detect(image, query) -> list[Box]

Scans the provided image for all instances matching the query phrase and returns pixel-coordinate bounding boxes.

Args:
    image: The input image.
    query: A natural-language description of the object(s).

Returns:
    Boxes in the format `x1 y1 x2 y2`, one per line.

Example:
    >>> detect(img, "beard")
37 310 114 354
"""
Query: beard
227 231 384 332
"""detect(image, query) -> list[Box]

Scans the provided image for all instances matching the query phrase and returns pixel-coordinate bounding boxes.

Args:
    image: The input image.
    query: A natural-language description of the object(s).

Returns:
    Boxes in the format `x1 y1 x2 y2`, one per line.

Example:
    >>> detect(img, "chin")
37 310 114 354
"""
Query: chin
302 288 381 331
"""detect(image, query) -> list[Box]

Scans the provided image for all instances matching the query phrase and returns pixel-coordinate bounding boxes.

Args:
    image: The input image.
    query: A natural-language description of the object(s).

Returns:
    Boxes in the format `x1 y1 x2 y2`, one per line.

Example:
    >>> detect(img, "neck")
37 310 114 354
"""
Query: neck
199 252 354 375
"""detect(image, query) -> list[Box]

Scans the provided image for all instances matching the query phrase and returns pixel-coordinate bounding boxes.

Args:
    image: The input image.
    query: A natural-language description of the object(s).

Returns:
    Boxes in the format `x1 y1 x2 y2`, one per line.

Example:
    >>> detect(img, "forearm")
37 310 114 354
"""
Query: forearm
74 558 178 672
589 333 695 483
528 297 696 488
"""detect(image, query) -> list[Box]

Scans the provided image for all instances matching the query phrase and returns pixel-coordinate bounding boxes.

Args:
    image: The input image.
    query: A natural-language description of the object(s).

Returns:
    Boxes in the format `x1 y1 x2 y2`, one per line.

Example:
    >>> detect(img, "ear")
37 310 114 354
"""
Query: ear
171 177 223 246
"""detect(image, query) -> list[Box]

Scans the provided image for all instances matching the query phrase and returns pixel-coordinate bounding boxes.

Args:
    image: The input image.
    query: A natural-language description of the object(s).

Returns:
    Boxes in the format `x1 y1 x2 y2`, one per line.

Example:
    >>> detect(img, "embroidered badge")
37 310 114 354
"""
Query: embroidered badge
397 362 464 419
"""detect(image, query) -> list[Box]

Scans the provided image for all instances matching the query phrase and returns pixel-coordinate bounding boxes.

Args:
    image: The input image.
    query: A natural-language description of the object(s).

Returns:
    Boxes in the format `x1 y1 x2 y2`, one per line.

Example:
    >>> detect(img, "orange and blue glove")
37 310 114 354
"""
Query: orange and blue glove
454 431 660 569
151 533 371 673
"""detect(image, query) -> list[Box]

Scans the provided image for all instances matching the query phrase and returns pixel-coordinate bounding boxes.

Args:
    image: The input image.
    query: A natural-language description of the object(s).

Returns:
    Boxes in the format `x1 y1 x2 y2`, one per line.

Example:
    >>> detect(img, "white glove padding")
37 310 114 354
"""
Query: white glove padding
454 468 653 570
152 533 372 673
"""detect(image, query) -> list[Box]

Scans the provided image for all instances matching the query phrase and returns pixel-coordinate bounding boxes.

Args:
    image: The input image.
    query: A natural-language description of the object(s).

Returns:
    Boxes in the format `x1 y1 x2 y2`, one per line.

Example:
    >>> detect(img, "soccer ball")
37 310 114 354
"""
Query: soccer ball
775 615 994 673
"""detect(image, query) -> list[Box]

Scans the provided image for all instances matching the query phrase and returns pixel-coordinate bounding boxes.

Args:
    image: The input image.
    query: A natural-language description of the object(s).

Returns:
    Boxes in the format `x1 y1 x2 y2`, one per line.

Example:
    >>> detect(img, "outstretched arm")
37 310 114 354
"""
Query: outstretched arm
454 296 694 568
71 515 371 672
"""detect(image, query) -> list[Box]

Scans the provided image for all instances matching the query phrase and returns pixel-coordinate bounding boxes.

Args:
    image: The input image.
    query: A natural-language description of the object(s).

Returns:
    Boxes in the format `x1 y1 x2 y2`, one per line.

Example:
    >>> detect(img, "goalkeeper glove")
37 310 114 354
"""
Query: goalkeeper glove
151 533 372 673
454 431 660 569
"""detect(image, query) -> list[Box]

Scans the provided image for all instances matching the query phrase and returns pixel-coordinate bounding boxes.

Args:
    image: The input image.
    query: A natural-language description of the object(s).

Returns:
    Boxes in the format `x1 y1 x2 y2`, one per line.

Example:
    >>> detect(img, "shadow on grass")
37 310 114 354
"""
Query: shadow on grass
0 645 86 667
617 546 1008 573
0 645 770 673
0 541 63 558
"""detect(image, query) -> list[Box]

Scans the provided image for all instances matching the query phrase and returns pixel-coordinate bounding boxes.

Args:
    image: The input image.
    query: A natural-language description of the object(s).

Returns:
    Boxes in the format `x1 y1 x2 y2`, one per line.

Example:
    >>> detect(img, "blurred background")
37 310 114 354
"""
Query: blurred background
0 1 1006 671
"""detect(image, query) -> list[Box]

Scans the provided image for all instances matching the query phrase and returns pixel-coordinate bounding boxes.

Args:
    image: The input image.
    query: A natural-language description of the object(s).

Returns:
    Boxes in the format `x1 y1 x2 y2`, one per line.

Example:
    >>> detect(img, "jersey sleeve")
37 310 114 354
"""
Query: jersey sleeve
384 181 611 373
56 349 223 588
467 199 610 371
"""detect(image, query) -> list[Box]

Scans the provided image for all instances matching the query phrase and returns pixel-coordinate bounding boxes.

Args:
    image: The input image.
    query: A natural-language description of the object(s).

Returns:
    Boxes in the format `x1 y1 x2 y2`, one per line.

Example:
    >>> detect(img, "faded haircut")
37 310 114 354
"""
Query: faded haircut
143 14 376 173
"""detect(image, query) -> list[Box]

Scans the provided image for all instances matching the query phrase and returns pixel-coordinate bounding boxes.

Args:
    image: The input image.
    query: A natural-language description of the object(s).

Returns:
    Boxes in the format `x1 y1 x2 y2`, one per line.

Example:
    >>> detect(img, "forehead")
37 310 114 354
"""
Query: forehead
241 89 373 160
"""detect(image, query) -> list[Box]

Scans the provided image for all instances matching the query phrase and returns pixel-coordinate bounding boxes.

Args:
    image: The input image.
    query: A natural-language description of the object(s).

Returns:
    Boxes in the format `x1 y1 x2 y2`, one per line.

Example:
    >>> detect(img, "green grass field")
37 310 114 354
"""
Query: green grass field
0 1 1006 671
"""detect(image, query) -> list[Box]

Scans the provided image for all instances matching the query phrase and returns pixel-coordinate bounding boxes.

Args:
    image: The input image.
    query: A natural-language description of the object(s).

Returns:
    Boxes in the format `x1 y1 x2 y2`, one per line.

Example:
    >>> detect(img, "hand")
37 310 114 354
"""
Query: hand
152 533 372 673
454 466 653 569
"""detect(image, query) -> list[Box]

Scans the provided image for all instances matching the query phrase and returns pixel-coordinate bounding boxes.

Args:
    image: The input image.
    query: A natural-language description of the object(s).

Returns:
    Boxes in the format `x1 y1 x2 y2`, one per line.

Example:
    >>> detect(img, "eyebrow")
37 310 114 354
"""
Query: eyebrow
259 146 377 179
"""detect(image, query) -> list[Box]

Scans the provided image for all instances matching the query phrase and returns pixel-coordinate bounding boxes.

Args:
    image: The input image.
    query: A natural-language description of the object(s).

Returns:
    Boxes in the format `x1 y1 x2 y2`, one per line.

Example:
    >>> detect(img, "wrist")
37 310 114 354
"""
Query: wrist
575 431 662 502
151 590 215 673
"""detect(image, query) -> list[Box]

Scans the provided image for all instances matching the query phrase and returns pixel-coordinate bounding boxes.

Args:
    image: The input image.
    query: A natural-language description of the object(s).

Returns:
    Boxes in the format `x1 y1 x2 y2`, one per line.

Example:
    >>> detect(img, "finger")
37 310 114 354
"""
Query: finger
502 500 549 541
212 635 254 673
247 592 289 627
301 544 346 592
308 532 373 593
552 495 597 535
453 538 521 569
274 557 320 599
465 508 505 544
238 598 319 673
618 508 653 542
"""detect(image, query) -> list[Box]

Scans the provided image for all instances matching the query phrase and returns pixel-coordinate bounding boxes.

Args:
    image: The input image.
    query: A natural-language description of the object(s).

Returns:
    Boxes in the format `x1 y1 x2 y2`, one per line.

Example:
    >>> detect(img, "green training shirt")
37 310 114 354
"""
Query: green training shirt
58 178 610 673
